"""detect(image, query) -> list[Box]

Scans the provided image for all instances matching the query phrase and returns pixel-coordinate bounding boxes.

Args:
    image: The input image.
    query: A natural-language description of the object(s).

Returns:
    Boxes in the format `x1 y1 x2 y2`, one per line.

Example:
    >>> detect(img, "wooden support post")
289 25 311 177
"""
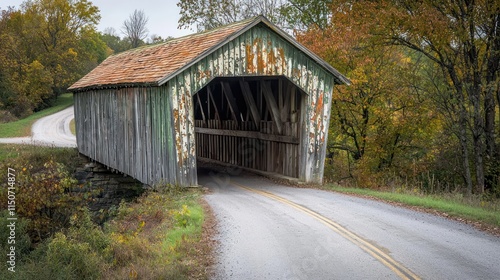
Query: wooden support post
290 86 297 122
239 80 261 127
280 80 291 123
262 80 283 134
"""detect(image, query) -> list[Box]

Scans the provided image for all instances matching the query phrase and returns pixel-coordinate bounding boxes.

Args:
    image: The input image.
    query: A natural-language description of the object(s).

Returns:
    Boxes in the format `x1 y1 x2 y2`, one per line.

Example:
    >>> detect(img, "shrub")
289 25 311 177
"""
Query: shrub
0 211 31 262
0 155 87 243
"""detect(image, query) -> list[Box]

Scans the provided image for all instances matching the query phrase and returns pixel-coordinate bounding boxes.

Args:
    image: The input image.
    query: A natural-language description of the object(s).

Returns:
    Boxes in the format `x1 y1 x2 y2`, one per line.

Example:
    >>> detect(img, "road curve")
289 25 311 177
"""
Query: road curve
200 168 500 280
0 106 76 148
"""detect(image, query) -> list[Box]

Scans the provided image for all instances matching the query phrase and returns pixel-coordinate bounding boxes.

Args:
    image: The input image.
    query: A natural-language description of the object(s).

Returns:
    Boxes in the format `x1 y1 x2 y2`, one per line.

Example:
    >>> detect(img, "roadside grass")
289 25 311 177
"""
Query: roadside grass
327 185 500 228
101 186 209 280
0 93 74 138
0 144 80 171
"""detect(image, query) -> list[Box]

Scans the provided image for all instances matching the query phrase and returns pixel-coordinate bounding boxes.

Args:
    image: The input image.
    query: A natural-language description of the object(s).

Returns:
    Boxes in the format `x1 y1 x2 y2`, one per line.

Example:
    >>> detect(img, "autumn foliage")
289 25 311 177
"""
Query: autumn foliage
0 0 107 118
0 147 86 242
297 0 499 195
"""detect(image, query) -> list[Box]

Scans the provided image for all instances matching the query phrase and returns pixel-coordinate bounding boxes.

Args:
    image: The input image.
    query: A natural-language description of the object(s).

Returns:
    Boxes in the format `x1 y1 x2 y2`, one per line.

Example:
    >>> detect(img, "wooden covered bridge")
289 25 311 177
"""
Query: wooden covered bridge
69 16 349 187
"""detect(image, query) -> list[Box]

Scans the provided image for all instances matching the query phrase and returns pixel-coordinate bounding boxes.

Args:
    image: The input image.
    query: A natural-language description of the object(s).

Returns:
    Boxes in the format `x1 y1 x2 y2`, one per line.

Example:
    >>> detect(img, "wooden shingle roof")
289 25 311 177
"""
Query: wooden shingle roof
69 16 349 91
69 18 255 91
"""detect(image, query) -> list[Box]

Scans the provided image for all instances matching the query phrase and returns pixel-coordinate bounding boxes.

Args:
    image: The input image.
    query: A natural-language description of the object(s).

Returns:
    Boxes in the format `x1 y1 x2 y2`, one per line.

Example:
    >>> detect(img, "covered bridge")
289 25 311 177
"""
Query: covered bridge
69 16 349 187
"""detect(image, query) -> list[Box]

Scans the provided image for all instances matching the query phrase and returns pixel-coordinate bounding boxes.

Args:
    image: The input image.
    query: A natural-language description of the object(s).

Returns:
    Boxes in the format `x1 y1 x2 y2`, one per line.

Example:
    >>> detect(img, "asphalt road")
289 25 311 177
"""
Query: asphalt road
0 106 76 147
200 169 500 280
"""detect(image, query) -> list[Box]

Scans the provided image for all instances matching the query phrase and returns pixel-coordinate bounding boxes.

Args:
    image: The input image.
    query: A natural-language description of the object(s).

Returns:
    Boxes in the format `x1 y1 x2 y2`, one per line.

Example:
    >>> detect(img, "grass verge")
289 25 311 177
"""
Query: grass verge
0 93 74 138
0 143 79 168
327 185 500 233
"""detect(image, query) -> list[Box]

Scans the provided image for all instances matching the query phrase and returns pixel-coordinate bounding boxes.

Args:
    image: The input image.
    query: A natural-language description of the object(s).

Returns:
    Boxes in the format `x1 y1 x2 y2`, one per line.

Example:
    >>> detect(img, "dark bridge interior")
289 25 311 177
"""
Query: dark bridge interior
193 76 305 178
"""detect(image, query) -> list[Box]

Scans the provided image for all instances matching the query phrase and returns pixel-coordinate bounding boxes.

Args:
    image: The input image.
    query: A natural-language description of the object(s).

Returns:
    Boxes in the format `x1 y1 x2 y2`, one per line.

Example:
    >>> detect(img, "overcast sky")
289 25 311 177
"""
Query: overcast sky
1 0 192 39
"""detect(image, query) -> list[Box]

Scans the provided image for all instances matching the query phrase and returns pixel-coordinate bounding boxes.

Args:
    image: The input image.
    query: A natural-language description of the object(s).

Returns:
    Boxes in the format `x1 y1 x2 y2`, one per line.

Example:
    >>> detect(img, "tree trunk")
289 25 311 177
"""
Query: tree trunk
459 106 474 196
450 69 474 195
484 87 496 159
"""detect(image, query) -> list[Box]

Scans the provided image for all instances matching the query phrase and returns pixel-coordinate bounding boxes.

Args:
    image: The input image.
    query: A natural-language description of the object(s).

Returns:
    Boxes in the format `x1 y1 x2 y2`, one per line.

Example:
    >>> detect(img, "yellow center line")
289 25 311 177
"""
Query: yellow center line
232 182 421 280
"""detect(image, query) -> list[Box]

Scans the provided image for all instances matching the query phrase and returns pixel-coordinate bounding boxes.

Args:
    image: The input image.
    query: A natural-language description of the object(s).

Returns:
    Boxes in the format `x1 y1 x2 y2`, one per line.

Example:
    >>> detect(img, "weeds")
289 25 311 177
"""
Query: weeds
0 145 211 279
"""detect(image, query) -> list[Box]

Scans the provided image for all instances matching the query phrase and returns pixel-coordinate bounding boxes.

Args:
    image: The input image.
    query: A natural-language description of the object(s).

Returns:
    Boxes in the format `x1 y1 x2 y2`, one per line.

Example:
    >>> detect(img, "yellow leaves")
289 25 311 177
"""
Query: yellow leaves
129 268 138 279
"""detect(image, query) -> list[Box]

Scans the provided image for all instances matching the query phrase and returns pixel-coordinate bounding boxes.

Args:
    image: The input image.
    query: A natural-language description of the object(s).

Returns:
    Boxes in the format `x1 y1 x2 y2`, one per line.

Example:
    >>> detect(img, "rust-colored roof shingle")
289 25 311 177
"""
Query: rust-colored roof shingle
69 18 255 91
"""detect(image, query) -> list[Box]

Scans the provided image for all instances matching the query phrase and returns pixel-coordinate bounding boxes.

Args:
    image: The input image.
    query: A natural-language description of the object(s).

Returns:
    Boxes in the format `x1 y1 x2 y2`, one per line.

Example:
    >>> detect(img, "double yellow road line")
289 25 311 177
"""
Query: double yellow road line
233 182 420 280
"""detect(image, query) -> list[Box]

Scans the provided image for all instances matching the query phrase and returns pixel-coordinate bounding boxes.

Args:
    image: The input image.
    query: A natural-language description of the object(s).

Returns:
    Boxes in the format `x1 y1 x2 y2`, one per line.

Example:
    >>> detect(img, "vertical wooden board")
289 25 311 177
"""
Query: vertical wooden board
239 35 246 75
170 78 181 185
148 90 157 185
163 85 173 184
126 89 132 175
136 88 143 182
158 87 167 184
186 73 197 186
109 92 115 167
143 88 149 183
298 87 308 181
161 87 168 183
103 92 108 164
131 89 137 179
142 88 149 183
116 90 122 171
233 37 240 75
134 89 139 179
125 89 130 174
224 43 232 75
148 90 155 184
161 87 167 183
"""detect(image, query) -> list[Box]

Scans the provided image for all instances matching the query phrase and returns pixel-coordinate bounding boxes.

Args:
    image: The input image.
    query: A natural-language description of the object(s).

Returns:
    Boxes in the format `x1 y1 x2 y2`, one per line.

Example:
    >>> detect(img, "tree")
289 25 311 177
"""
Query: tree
348 0 499 194
100 27 129 54
298 13 438 188
279 0 331 31
177 0 287 31
122 9 148 49
303 0 499 194
0 0 106 117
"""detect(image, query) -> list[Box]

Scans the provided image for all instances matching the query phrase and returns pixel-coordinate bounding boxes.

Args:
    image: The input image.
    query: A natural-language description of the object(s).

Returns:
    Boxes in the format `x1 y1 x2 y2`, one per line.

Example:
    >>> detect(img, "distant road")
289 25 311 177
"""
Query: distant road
200 170 500 280
0 106 76 148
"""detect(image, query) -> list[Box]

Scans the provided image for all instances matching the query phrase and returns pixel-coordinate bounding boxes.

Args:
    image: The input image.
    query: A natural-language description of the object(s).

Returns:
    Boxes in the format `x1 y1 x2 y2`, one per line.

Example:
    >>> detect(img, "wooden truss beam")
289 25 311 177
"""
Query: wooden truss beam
261 81 283 134
221 81 242 124
239 80 261 127
207 86 220 122
195 91 206 124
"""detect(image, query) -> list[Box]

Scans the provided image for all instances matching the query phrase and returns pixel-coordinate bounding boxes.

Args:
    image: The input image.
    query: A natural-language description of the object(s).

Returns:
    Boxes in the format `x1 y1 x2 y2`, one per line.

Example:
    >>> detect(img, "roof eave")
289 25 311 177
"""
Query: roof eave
68 82 159 92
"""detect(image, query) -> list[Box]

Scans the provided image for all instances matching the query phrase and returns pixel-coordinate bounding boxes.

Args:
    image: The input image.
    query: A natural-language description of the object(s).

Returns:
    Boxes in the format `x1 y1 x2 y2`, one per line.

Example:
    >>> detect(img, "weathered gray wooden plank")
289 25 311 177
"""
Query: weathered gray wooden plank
195 127 299 144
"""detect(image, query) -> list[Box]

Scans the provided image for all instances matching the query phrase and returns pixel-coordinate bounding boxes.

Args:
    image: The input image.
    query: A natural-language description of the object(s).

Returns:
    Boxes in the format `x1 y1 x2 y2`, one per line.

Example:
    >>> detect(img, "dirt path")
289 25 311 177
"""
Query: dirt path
0 106 76 148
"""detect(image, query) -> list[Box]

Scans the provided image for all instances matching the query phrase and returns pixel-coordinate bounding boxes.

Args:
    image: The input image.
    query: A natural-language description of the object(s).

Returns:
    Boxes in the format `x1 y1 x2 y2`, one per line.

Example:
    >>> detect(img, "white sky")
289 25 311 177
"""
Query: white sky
1 0 192 39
